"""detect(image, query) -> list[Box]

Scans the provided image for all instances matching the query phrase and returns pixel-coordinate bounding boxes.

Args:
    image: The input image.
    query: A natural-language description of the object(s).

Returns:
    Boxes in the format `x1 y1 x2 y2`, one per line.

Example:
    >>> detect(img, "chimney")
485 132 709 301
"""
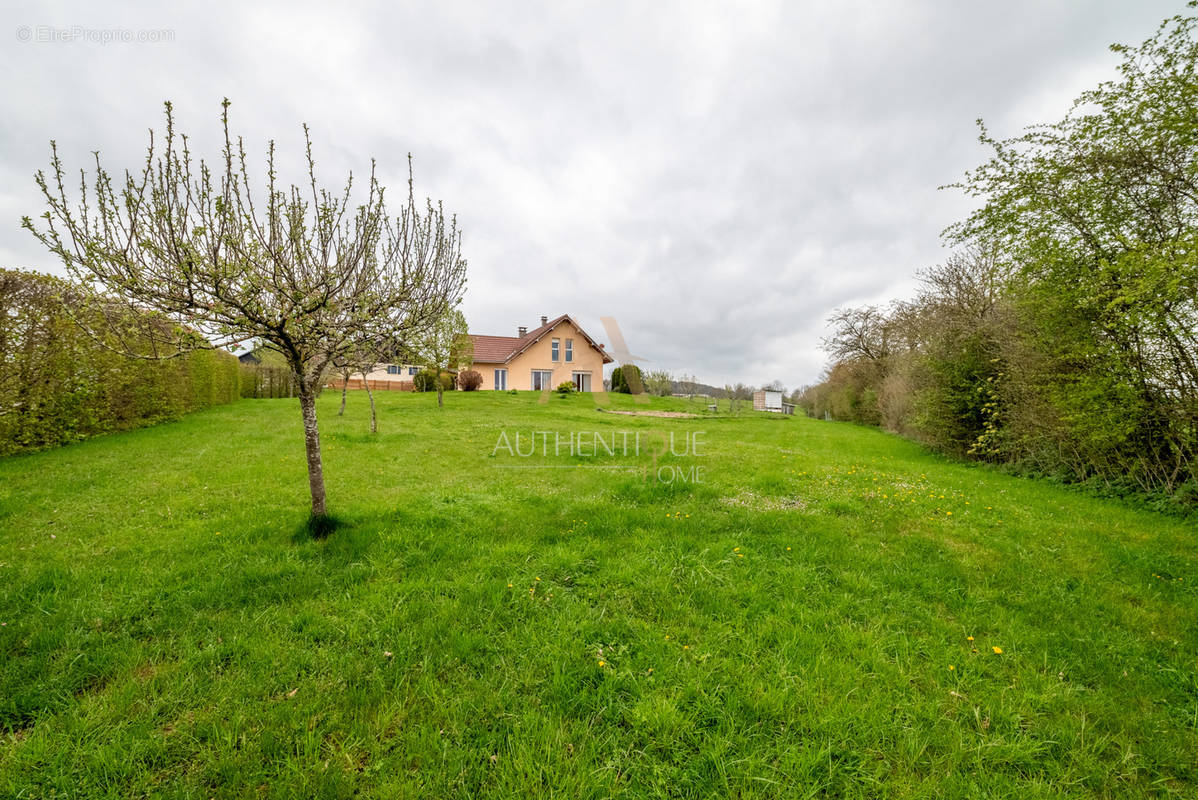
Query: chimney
541 315 548 326
518 326 528 337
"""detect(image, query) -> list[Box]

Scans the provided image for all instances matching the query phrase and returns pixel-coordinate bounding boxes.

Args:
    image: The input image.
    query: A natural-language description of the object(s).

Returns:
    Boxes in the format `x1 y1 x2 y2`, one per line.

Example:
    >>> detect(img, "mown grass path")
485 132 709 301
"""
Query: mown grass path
1 391 1194 798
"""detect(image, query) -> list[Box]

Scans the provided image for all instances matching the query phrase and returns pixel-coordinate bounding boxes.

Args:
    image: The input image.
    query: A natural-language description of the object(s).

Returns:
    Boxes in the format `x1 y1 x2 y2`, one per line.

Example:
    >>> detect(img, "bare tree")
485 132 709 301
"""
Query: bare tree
336 365 354 416
332 340 385 432
822 306 895 364
678 372 698 400
24 100 467 521
724 382 752 415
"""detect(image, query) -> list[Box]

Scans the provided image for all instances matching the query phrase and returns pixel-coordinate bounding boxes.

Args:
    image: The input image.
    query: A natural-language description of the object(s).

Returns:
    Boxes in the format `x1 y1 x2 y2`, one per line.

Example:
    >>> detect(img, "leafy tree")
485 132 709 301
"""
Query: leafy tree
412 309 471 408
644 369 674 396
24 101 466 520
946 9 1198 492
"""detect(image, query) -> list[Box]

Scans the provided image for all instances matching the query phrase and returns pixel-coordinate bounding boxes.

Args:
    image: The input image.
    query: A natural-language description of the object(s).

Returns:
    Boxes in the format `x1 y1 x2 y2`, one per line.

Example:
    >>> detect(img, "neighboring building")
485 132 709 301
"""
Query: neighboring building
328 362 421 392
472 314 613 391
753 390 795 414
236 345 287 368
323 314 613 392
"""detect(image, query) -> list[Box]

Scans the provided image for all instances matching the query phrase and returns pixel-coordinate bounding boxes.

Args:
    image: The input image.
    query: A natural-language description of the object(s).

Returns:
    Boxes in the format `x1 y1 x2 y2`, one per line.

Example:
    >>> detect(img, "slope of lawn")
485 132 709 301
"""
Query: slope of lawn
0 390 1194 798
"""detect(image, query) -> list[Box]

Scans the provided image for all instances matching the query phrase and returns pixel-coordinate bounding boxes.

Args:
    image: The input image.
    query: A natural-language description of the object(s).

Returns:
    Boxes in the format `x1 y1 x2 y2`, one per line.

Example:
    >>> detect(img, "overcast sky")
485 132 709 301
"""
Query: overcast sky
0 1 1183 387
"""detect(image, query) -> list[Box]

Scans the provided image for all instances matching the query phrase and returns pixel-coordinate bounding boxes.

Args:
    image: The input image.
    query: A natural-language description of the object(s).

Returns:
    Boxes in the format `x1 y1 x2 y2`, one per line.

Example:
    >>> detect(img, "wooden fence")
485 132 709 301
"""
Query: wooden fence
326 377 415 392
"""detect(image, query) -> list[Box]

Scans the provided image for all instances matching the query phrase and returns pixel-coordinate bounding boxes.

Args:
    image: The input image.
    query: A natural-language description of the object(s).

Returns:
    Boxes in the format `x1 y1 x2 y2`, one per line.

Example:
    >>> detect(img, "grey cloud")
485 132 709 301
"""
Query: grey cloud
0 0 1181 386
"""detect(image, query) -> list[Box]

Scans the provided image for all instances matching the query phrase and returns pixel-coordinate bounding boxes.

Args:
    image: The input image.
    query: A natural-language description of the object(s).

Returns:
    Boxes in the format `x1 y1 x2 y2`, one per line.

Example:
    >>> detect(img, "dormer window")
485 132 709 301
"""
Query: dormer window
551 338 560 361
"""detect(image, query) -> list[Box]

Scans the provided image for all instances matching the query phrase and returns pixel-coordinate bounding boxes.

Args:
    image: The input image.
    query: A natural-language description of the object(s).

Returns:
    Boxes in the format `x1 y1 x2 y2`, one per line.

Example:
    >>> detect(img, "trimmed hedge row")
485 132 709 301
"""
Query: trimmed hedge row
241 364 296 398
0 268 241 456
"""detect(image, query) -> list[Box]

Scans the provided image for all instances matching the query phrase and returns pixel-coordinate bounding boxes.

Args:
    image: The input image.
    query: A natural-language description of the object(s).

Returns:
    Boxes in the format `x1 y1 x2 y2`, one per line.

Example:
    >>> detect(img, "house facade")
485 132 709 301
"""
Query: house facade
472 314 613 391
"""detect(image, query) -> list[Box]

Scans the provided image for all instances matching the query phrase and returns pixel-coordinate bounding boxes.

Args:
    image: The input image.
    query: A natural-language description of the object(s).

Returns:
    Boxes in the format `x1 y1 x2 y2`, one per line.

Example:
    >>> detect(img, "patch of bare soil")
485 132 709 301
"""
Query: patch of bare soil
597 409 701 418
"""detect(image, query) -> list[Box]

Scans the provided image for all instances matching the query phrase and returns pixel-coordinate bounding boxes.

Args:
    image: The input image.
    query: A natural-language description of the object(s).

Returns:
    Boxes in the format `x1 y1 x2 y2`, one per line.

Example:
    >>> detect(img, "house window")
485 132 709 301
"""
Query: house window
565 339 573 362
531 370 553 391
386 365 400 375
572 371 591 392
494 369 507 391
551 338 560 361
408 366 418 376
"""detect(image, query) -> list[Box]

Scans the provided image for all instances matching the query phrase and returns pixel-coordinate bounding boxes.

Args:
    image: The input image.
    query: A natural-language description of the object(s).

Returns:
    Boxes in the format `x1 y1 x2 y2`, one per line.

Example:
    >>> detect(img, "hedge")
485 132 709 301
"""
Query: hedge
0 268 241 456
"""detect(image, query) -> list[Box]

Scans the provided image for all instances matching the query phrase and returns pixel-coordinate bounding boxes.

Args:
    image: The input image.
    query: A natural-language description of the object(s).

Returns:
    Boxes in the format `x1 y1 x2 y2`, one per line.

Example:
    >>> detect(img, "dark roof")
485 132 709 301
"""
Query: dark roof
470 314 614 364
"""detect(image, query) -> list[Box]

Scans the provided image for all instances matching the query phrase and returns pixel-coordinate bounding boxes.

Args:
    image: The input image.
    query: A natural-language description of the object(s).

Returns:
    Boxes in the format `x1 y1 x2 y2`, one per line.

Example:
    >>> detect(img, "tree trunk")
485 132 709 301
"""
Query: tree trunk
437 384 444 408
338 370 349 415
362 371 377 433
298 385 328 518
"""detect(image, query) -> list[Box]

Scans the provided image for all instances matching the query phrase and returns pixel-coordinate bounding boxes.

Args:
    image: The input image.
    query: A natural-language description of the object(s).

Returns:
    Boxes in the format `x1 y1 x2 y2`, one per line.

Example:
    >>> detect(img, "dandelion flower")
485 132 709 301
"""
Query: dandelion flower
598 660 605 667
992 646 1003 655
966 636 974 642
507 583 513 588
948 665 955 671
683 645 690 650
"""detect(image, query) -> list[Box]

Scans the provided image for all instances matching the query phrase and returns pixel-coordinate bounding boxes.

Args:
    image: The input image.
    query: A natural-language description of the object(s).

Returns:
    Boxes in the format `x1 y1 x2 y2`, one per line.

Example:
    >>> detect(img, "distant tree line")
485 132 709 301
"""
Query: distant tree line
797 10 1198 509
0 269 240 456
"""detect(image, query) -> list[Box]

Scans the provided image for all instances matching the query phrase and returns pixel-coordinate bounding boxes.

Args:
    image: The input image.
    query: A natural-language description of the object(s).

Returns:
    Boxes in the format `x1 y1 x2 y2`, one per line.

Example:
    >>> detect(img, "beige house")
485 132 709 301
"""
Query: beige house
472 314 613 391
325 314 613 392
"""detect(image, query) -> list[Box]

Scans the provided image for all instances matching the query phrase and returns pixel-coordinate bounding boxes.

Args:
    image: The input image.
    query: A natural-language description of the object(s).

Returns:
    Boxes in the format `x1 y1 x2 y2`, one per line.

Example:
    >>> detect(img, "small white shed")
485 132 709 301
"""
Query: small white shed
753 390 795 414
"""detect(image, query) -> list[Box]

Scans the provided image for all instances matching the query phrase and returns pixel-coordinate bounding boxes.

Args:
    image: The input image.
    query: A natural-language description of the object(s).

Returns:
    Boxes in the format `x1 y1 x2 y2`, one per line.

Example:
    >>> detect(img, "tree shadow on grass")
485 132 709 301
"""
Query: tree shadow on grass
301 513 345 540
290 513 383 568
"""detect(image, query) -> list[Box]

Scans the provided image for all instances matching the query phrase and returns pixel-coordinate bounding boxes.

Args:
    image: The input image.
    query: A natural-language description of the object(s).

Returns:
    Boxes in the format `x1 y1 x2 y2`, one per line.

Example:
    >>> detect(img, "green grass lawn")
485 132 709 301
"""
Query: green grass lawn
0 390 1195 798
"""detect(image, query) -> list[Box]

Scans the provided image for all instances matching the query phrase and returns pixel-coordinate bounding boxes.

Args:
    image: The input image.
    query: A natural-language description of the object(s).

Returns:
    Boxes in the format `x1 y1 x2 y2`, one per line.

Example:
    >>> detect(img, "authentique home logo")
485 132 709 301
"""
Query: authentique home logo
491 429 707 484
500 316 706 483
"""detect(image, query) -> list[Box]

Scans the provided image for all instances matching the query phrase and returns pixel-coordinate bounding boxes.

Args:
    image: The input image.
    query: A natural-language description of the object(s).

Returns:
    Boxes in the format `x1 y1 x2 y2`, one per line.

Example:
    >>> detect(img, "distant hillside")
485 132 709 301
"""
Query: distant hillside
670 380 730 397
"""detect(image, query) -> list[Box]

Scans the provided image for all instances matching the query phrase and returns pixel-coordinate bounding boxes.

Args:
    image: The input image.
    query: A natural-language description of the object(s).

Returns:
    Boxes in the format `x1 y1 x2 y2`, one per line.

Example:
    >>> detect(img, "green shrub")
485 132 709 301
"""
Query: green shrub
555 381 575 395
413 369 438 392
414 369 454 392
610 365 643 394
